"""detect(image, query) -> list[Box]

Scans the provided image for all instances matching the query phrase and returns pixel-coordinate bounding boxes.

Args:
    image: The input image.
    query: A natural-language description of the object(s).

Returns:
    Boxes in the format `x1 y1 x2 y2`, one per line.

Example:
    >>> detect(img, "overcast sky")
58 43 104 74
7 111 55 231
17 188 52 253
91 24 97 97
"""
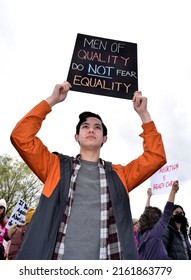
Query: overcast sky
1 0 191 223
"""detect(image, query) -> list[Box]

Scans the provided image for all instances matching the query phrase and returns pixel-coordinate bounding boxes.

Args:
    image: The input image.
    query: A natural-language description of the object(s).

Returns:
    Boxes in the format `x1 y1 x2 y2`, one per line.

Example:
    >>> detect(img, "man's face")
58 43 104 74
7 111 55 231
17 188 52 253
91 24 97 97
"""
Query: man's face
75 117 107 148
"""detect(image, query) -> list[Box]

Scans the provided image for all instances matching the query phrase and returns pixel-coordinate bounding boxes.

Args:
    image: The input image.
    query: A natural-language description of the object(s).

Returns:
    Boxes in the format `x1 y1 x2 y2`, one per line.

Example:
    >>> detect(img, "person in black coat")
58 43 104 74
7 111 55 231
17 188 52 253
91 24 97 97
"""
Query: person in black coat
162 204 191 259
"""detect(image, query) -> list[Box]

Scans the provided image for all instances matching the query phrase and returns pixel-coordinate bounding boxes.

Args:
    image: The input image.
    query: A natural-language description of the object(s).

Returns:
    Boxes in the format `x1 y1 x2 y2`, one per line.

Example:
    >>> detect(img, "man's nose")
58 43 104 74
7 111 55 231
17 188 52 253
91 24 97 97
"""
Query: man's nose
88 127 94 133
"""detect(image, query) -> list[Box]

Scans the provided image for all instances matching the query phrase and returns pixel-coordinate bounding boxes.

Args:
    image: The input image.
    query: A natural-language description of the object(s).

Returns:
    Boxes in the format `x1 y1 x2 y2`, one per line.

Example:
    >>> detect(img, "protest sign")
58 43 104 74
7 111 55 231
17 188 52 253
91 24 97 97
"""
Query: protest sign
150 162 179 195
6 198 29 229
67 33 138 100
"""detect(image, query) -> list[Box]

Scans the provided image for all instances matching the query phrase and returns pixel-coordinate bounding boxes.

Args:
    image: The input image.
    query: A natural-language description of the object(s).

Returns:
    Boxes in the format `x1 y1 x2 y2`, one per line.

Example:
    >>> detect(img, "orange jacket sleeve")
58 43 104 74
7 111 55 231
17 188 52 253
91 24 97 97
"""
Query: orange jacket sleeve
113 121 167 193
10 100 60 197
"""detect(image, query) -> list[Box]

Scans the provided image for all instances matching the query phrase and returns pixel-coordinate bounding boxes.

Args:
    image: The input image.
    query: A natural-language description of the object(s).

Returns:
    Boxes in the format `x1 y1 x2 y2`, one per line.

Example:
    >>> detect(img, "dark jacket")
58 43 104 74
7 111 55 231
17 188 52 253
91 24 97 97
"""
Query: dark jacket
16 155 138 260
162 225 191 259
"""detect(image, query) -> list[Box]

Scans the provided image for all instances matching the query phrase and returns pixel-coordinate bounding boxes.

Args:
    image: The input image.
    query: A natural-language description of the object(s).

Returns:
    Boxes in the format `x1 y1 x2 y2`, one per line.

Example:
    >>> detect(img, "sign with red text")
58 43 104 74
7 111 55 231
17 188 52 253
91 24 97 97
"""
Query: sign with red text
6 198 29 230
67 33 138 100
150 163 179 195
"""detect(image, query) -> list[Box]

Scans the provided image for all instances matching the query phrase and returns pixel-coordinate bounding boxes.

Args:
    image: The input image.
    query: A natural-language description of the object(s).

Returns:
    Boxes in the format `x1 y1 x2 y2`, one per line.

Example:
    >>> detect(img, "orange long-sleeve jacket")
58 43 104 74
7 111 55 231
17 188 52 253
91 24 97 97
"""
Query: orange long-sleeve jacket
10 100 167 198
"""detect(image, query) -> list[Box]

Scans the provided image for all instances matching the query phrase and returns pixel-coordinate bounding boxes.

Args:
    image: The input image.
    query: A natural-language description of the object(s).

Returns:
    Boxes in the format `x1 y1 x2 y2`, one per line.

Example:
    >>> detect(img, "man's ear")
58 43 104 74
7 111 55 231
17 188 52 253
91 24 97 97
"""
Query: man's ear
74 134 79 142
103 136 108 144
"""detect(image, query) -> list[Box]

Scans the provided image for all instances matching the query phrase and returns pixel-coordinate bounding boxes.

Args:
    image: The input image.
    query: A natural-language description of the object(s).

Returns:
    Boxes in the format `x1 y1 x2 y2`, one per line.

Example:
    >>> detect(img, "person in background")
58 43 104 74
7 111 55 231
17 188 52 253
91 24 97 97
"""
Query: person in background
132 218 139 249
145 187 152 207
8 207 36 260
137 181 179 259
162 204 191 259
10 81 166 260
133 187 152 250
0 199 9 260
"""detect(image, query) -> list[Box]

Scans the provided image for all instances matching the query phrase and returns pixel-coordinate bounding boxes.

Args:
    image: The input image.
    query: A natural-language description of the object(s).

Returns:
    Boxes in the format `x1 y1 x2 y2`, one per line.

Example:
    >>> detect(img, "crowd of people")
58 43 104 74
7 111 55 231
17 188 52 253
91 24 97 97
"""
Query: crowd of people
134 181 191 259
0 202 35 260
0 81 191 260
1 183 191 260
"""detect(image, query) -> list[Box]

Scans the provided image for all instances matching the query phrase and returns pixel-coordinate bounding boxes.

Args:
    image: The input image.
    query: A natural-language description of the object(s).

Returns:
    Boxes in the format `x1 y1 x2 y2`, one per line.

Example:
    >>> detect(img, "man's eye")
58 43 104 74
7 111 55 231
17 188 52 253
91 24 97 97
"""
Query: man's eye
82 125 88 128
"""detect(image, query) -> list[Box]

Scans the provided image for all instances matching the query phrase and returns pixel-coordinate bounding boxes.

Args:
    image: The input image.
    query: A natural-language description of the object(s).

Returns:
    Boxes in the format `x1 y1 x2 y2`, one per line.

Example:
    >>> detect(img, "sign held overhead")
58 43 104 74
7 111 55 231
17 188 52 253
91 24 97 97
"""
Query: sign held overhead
67 33 138 100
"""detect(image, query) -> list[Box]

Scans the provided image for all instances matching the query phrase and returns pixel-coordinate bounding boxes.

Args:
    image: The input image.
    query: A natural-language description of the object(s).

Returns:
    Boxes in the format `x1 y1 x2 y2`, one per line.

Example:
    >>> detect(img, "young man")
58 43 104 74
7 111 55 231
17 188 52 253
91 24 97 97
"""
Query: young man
10 81 166 260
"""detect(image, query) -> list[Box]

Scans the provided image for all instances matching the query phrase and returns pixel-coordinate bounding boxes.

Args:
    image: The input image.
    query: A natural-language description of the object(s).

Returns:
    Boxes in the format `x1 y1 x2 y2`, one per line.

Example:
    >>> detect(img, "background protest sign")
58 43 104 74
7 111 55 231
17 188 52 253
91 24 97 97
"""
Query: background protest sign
67 33 138 100
150 162 179 195
6 198 29 230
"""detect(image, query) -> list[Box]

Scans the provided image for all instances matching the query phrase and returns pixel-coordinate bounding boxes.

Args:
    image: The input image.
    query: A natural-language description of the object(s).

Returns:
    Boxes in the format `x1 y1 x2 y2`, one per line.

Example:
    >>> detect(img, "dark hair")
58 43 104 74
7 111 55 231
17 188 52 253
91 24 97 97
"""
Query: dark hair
76 111 107 136
169 204 189 233
139 206 162 234
0 210 6 227
173 204 185 216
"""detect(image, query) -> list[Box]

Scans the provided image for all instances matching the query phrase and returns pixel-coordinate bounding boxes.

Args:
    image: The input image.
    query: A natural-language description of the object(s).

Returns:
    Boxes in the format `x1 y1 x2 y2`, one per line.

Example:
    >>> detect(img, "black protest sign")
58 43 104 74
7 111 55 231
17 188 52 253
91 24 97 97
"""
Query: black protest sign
67 33 138 100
